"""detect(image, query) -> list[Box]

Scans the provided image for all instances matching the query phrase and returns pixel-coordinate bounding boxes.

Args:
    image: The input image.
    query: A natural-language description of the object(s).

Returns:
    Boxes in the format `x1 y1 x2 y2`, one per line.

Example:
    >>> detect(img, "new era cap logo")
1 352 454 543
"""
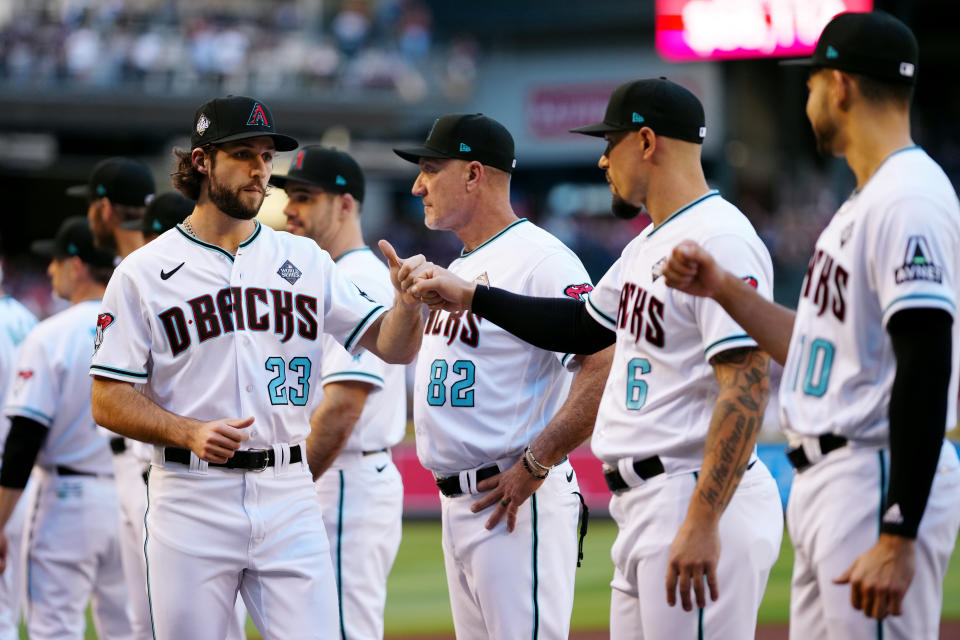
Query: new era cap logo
335 175 347 186
699 126 707 138
826 45 839 59
196 114 211 136
246 103 269 127
459 143 472 152
632 113 645 123
900 62 915 77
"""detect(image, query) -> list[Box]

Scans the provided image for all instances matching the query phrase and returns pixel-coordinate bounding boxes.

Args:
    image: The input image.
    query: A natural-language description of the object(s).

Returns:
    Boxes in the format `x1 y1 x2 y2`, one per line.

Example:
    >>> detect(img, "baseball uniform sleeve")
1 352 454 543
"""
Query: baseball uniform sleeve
585 255 623 331
319 333 387 389
694 232 772 362
870 196 957 327
90 268 152 384
4 334 58 427
318 253 389 354
523 249 594 368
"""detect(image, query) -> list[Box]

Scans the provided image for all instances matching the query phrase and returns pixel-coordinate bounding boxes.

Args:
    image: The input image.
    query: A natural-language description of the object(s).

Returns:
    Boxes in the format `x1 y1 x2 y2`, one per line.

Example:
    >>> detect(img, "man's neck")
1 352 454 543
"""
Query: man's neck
456 204 518 253
70 283 106 305
115 229 145 259
324 223 366 262
644 168 711 228
190 203 257 255
843 107 914 190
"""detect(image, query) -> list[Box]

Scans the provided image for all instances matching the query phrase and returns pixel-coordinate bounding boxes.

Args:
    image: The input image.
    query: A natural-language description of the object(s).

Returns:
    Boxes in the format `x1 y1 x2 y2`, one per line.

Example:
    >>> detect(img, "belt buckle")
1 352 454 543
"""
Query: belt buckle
248 449 270 472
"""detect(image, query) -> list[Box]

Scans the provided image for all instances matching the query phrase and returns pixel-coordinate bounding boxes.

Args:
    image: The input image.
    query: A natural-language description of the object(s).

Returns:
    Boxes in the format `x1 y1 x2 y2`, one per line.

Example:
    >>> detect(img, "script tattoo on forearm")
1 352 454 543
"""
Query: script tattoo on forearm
698 347 770 514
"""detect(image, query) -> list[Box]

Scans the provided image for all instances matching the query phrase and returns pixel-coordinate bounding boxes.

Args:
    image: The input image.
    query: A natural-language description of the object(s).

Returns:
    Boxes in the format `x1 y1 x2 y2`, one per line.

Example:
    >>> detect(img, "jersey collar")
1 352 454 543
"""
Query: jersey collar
175 220 262 262
460 218 529 258
647 190 720 238
334 246 372 263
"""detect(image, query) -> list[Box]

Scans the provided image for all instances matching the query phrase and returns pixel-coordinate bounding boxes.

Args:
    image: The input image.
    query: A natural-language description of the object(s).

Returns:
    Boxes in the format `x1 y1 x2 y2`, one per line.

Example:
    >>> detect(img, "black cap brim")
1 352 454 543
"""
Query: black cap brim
31 239 56 257
779 56 815 67
393 145 456 165
268 174 328 190
569 121 626 137
205 131 299 152
66 184 90 199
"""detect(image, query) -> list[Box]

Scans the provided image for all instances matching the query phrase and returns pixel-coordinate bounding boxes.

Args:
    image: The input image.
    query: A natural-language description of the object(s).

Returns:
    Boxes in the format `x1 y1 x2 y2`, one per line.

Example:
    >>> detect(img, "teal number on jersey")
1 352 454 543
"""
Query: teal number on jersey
265 356 312 406
625 357 651 410
802 339 835 397
426 359 476 407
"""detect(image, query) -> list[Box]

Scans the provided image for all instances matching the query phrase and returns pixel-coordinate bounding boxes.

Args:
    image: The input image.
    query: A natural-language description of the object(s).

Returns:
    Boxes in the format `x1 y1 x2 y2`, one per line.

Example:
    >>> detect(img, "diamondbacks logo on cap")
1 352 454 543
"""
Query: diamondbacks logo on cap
900 62 915 77
247 103 269 127
895 236 942 284
277 260 302 285
94 313 115 353
632 113 645 124
826 45 839 59
196 114 211 136
293 151 305 170
563 282 594 301
335 175 347 186
459 143 472 152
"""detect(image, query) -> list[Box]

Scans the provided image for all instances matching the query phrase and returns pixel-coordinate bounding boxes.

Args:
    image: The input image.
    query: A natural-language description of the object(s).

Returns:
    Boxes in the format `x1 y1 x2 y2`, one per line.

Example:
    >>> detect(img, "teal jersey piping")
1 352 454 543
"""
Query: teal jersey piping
882 293 956 317
321 371 385 384
335 246 372 263
854 145 922 196
344 305 385 352
90 364 149 379
531 493 540 639
460 219 529 258
337 470 347 640
586 295 617 328
703 334 752 357
175 220 261 262
646 191 720 238
144 468 158 639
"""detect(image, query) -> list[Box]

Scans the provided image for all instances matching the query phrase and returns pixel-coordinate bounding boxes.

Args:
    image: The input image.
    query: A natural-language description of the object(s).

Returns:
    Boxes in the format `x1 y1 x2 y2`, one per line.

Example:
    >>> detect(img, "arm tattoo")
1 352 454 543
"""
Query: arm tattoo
698 347 770 515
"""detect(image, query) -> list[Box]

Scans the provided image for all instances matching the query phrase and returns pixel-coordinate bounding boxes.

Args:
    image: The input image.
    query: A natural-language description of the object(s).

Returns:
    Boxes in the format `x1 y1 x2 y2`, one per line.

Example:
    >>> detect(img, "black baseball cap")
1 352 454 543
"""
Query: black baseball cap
570 78 706 144
31 217 116 268
780 11 919 85
66 157 155 207
269 146 365 202
191 95 299 152
120 192 195 235
394 113 517 173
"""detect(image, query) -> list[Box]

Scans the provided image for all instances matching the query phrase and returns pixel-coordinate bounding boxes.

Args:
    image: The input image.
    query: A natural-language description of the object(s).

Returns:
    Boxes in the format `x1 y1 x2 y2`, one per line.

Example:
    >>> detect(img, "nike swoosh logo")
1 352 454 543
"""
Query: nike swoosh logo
160 262 185 280
376 464 387 473
566 470 574 482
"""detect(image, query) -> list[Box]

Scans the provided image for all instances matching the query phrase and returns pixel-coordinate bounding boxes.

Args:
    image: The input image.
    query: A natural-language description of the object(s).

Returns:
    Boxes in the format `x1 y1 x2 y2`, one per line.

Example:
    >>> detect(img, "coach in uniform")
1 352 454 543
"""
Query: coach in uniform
402 83 784 639
664 11 960 638
392 113 596 640
89 95 423 640
272 146 406 640
0 242 37 640
0 217 132 639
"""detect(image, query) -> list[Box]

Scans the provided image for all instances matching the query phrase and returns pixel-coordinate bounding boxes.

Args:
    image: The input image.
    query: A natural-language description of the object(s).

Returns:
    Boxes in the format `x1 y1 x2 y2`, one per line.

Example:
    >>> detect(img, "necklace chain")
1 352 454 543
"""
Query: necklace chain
182 216 195 236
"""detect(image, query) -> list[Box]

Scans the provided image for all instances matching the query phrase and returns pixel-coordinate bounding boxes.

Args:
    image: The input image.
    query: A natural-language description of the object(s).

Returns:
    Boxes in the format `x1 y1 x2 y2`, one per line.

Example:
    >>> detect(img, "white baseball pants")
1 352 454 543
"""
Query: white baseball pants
0 476 35 640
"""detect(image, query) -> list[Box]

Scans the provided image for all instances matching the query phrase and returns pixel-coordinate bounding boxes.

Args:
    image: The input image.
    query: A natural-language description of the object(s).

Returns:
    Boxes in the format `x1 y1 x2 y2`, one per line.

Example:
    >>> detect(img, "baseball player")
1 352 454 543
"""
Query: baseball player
0 254 37 640
271 145 406 640
391 113 596 640
67 156 158 640
663 12 960 639
127 191 196 242
0 217 132 639
403 82 784 639
88 95 423 640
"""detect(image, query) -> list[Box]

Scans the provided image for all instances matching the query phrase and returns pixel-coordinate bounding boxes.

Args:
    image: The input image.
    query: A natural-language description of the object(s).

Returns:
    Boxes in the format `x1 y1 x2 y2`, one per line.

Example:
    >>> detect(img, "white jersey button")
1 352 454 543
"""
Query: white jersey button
246 384 253 392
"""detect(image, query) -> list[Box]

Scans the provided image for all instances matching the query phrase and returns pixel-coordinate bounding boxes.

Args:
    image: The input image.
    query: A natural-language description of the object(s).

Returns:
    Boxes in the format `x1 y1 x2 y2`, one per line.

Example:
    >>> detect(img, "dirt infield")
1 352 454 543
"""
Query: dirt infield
386 620 960 639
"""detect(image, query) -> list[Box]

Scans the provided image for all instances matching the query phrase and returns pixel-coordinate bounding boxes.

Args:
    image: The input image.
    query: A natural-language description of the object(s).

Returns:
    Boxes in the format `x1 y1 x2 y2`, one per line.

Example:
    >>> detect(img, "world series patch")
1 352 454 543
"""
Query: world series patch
277 260 303 285
894 236 942 284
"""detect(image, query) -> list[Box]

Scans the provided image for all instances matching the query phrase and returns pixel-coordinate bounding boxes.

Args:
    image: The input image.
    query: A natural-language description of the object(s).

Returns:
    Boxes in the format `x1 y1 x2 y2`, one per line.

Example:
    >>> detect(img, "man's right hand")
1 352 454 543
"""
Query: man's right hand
187 416 253 463
663 240 727 300
406 264 476 312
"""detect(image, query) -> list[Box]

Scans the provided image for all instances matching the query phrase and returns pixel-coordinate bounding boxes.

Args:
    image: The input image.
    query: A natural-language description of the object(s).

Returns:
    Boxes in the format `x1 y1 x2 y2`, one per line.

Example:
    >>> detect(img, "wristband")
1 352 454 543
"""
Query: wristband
521 451 548 479
524 446 550 478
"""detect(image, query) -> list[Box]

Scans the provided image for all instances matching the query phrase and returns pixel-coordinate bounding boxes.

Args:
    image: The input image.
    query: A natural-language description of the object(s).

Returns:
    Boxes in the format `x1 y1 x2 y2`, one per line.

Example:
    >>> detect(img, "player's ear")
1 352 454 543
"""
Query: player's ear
464 161 483 192
340 193 357 219
192 148 210 175
833 70 854 111
638 128 657 159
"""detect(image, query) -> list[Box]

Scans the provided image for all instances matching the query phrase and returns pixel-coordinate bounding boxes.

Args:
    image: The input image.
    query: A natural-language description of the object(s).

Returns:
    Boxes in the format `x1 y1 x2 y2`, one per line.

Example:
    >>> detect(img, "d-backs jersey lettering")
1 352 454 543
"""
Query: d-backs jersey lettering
90 222 387 449
780 147 960 443
414 219 592 476
316 247 405 454
586 191 774 471
5 299 113 473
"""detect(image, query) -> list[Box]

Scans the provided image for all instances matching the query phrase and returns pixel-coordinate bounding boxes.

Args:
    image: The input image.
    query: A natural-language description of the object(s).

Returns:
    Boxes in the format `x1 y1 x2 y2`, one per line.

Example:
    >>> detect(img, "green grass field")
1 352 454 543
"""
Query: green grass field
24 517 960 639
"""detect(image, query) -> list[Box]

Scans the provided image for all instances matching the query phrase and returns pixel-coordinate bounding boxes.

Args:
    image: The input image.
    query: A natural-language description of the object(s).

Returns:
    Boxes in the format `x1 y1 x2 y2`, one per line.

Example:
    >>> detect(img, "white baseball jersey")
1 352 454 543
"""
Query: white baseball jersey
414 218 593 475
5 299 113 473
780 147 960 444
586 191 774 471
90 222 388 448
318 247 405 453
0 296 37 454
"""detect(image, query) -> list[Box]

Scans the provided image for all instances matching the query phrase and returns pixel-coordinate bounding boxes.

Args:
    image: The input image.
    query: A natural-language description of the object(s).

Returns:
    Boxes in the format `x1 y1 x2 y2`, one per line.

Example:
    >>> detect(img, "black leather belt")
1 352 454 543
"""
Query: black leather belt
436 464 500 497
164 445 303 471
110 437 127 454
786 434 848 471
362 448 388 456
603 456 666 493
55 465 110 478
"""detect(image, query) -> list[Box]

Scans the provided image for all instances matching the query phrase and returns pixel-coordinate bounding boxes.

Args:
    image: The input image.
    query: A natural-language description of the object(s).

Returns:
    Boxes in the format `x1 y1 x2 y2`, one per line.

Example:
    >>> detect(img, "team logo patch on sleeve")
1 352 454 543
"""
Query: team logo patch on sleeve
94 313 115 353
277 260 303 285
563 283 594 301
742 276 759 289
895 236 942 284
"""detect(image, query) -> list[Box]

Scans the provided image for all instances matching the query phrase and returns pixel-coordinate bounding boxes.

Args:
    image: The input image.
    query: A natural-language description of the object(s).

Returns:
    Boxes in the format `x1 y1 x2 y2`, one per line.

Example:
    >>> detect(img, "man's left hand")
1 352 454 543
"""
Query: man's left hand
471 459 545 532
834 533 915 620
